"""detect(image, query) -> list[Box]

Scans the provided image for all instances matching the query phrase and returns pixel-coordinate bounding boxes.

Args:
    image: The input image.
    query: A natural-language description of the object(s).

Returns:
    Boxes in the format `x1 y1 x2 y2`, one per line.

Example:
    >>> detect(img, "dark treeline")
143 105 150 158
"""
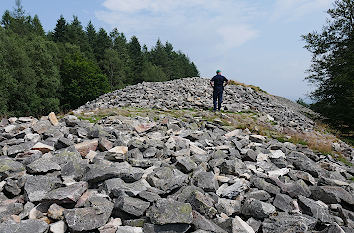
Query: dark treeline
0 2 199 117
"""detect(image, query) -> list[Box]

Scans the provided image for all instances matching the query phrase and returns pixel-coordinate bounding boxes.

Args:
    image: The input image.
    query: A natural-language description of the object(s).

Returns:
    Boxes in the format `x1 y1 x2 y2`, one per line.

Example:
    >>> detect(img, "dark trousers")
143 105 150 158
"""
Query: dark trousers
213 88 223 111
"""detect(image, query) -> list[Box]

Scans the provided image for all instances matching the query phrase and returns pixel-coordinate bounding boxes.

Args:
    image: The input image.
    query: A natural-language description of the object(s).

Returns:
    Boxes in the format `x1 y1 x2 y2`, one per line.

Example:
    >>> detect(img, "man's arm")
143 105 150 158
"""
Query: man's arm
210 81 214 88
223 77 229 87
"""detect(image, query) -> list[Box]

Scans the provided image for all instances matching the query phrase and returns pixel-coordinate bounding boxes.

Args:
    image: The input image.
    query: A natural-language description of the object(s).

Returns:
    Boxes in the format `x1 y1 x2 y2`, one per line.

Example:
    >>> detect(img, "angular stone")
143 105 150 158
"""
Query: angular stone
273 194 294 212
116 226 143 233
98 218 122 233
47 203 65 220
7 142 35 156
267 168 289 178
84 162 144 184
48 112 59 126
44 182 88 204
147 167 189 193
0 158 25 173
192 211 227 233
262 213 317 233
241 198 276 219
193 171 218 192
217 179 249 199
147 199 193 225
286 180 311 198
298 195 331 223
32 120 52 134
245 190 271 201
251 177 280 195
143 223 190 233
104 178 148 197
24 175 62 202
0 219 49 233
98 137 113 151
64 196 113 232
31 142 54 153
187 191 217 218
0 202 23 221
225 129 242 138
249 135 265 143
310 186 354 205
50 220 67 233
175 156 198 173
215 198 241 216
26 158 61 174
109 146 128 154
232 216 255 233
74 139 98 156
114 196 150 217
190 143 207 155
269 150 285 159
134 122 156 133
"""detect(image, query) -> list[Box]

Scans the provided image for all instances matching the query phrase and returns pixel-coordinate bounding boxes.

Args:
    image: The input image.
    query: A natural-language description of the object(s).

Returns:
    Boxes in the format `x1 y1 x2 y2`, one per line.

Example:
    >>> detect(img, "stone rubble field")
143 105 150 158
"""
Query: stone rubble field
0 78 353 233
78 77 318 131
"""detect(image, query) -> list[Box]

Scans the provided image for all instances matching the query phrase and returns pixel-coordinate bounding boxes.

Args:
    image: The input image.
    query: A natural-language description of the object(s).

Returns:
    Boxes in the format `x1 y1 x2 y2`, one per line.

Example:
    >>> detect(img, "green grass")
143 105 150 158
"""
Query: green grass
336 155 353 167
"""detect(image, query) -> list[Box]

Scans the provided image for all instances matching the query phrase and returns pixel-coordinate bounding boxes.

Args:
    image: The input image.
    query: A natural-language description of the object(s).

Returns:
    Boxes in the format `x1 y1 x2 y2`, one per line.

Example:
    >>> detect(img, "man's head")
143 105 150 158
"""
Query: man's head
216 70 221 75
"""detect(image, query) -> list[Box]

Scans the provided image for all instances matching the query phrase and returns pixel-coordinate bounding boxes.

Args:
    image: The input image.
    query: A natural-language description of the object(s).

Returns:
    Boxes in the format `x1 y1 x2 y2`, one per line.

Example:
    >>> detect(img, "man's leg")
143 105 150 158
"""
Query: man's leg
213 91 217 111
218 91 223 111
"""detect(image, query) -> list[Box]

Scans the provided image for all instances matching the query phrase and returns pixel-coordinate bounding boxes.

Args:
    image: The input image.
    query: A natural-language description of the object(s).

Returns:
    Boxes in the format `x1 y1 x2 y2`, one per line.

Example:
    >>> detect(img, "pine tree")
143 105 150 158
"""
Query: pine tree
128 36 144 83
302 0 354 130
53 15 67 42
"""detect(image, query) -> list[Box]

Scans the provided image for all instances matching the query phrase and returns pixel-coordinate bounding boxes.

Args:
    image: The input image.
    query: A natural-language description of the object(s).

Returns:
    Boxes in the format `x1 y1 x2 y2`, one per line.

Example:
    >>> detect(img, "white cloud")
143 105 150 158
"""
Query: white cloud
96 0 260 51
270 0 333 22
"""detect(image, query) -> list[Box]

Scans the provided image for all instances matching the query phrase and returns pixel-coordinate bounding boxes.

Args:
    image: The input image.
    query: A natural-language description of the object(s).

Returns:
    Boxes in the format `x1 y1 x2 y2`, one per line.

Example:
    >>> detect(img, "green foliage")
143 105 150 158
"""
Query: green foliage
296 98 310 108
0 3 200 117
302 0 354 131
60 52 110 110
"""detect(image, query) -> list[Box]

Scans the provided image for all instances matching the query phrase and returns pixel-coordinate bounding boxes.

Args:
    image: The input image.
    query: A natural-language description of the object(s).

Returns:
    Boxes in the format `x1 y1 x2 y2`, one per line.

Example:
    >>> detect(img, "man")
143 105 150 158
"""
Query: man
210 70 229 111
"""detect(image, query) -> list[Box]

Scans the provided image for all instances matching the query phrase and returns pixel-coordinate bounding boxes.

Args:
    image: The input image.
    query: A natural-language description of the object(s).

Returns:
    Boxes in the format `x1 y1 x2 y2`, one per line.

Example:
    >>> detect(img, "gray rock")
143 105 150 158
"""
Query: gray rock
32 120 52 134
273 194 294 212
187 191 217 218
245 190 271 201
47 203 65 220
26 158 61 174
192 211 227 233
241 198 276 219
6 142 35 156
286 179 311 198
24 175 62 202
298 195 331 223
310 186 354 206
217 179 249 199
84 162 144 184
44 181 88 203
143 223 190 233
0 219 49 233
262 213 317 233
0 202 23 221
116 226 143 233
251 177 280 195
114 196 150 217
147 199 193 225
193 171 218 192
103 178 148 197
0 158 25 174
64 196 113 232
175 156 198 173
147 167 188 193
232 216 255 233
215 198 241 216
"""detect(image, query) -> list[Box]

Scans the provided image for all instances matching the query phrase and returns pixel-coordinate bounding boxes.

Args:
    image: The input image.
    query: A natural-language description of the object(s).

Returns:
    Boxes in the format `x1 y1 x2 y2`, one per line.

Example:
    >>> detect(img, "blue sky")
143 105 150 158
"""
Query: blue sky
0 0 334 100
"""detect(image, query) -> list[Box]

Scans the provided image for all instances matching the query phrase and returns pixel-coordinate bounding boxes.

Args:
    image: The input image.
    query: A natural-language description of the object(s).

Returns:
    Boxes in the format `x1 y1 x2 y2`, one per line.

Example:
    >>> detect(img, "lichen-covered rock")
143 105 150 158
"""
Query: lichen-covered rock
0 219 49 233
241 198 276 219
147 199 193 225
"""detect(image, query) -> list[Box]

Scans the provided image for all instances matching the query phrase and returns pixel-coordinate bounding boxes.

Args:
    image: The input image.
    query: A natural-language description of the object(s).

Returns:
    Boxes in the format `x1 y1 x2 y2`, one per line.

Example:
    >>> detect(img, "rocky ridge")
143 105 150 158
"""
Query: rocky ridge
0 78 353 233
77 77 318 131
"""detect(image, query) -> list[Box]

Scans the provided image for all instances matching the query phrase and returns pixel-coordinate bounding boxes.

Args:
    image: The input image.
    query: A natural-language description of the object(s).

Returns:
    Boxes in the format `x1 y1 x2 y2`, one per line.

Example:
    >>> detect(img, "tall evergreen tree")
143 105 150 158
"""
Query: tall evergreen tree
53 15 67 42
94 28 112 64
128 36 144 83
302 0 354 130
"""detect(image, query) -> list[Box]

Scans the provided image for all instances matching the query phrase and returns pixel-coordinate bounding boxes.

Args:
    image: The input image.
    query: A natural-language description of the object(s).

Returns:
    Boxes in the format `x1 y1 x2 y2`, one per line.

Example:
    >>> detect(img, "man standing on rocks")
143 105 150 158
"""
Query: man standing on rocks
210 70 229 112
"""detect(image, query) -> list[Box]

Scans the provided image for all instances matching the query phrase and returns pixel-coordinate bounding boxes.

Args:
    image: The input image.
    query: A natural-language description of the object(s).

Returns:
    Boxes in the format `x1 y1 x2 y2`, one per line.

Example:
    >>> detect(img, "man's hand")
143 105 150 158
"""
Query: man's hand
210 81 214 88
223 80 229 87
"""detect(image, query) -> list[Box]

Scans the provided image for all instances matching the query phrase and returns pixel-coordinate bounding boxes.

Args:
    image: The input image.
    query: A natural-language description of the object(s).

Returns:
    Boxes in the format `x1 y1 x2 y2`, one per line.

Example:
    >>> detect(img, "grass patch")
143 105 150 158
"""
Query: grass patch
229 80 268 94
335 155 353 167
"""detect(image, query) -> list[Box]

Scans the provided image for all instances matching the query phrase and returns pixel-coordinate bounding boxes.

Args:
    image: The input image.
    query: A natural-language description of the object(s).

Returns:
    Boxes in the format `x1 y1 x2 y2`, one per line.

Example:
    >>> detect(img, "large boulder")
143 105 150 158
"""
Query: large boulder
0 219 49 233
146 167 189 193
241 198 276 219
147 199 193 225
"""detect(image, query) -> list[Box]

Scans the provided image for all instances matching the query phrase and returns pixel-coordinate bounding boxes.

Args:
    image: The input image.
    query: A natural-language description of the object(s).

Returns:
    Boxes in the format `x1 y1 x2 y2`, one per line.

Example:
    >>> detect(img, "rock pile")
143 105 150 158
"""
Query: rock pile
0 107 353 233
77 77 318 131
